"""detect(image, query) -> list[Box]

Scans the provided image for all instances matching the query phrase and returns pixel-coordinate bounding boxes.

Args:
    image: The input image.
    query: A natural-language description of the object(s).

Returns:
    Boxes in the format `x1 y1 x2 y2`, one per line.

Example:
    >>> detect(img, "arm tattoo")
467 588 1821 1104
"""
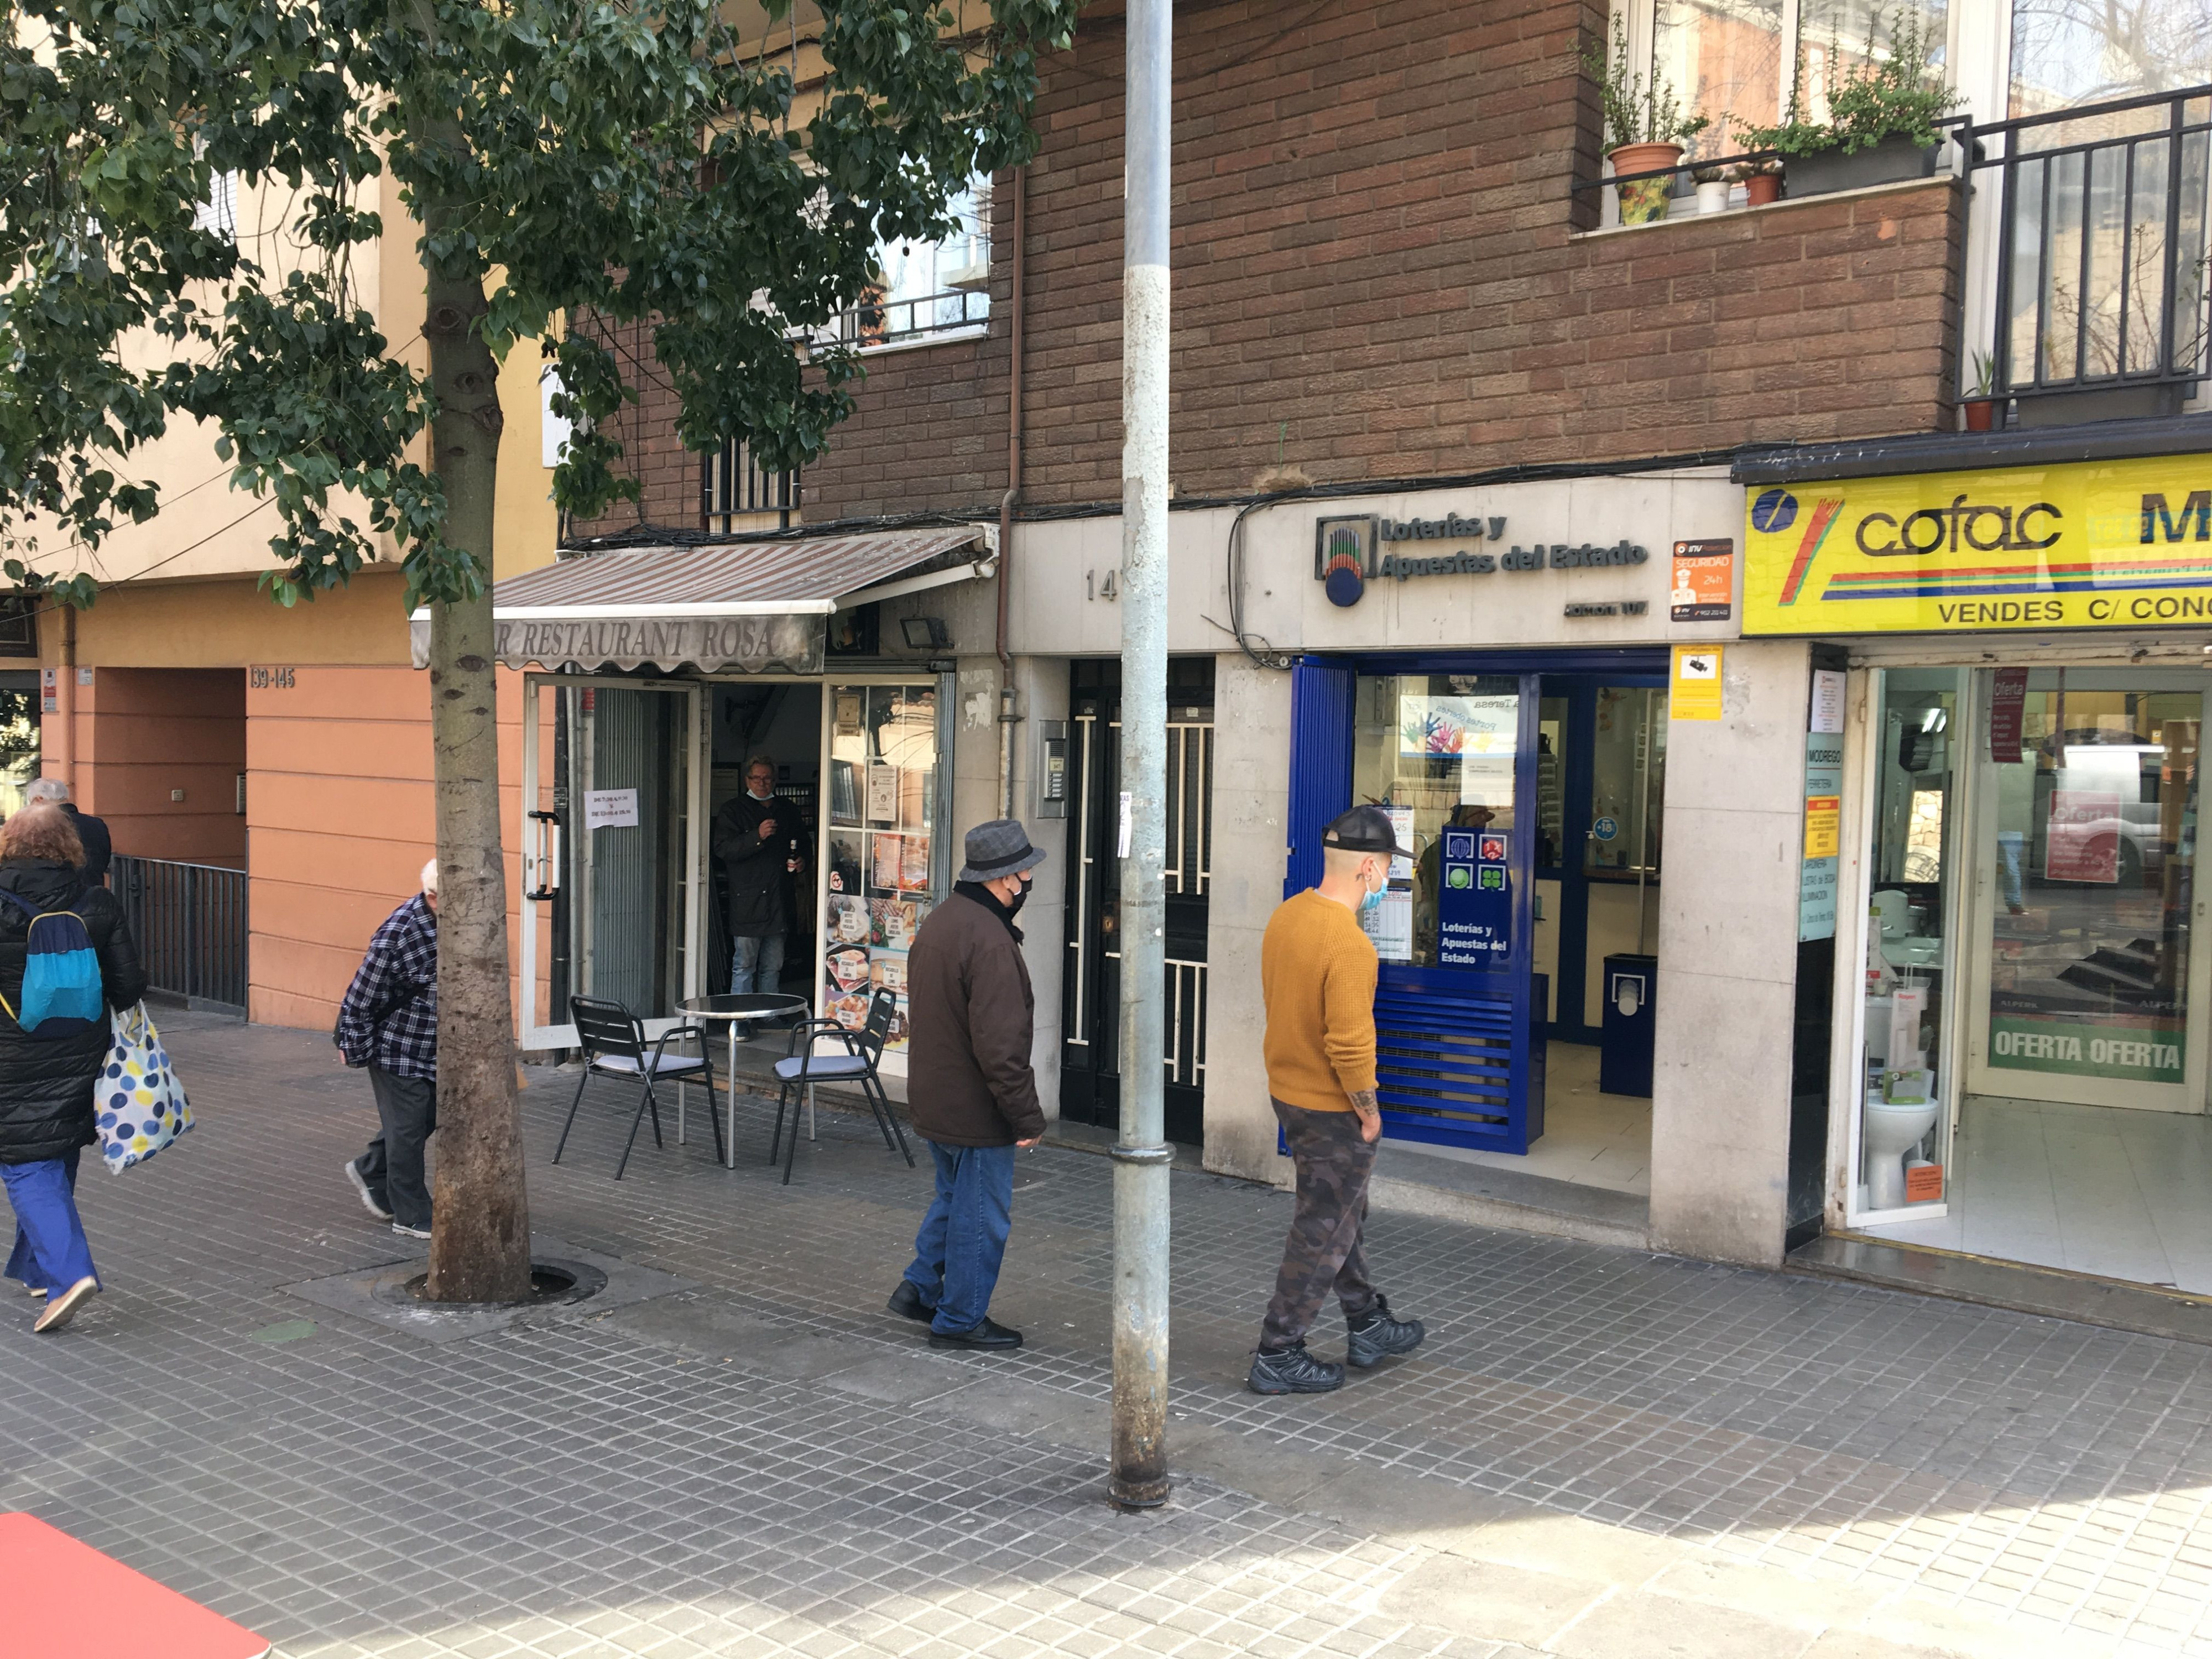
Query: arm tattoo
1348 1089 1380 1123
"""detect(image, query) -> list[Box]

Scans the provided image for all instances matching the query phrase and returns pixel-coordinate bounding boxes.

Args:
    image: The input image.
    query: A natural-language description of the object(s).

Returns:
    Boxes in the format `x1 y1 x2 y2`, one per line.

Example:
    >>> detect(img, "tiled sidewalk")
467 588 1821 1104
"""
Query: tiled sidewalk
4 1011 2212 1656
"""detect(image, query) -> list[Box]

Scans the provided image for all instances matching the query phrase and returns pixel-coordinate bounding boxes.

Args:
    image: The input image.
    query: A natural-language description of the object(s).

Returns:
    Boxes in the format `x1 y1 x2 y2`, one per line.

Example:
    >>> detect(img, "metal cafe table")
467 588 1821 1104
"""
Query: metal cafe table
677 993 810 1168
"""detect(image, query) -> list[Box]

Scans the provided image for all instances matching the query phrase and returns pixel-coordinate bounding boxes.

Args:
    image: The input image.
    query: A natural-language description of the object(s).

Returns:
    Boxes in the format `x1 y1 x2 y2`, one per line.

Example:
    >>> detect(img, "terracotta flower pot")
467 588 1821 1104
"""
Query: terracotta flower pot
1963 398 1998 432
1608 141 1683 226
1745 172 1782 206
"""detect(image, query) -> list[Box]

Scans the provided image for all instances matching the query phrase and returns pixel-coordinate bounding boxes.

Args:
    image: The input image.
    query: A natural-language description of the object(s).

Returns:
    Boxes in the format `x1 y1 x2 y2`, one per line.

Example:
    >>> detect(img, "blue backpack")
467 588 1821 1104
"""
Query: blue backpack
0 888 105 1038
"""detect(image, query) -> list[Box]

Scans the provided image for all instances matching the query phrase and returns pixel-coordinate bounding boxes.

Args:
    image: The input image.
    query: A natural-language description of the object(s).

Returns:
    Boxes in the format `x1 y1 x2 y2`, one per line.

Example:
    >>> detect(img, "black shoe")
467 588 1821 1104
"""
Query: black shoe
886 1281 937 1324
928 1316 1022 1350
1248 1343 1344 1395
1347 1293 1426 1368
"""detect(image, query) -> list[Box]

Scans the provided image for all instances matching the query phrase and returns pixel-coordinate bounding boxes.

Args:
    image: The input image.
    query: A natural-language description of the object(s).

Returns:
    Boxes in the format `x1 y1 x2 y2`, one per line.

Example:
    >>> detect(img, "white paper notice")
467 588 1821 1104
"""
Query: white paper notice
1117 791 1133 858
585 788 640 830
1363 890 1413 962
1382 805 1416 880
1810 668 1846 734
866 763 899 823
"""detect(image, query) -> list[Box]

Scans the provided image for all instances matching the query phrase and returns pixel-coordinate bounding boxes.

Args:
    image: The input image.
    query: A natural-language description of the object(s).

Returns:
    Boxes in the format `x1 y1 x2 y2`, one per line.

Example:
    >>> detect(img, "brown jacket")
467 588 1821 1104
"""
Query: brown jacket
905 885 1045 1146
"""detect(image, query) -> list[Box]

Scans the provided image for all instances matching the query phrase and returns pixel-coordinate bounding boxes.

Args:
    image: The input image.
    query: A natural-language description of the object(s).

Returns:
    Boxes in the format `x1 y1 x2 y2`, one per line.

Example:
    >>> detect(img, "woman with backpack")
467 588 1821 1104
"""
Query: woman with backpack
0 802 147 1332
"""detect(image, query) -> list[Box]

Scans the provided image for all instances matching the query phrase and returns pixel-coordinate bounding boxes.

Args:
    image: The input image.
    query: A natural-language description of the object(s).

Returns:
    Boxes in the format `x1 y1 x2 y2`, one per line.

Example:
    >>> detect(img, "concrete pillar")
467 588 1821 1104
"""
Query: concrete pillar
1202 650 1294 1186
1648 637 1812 1267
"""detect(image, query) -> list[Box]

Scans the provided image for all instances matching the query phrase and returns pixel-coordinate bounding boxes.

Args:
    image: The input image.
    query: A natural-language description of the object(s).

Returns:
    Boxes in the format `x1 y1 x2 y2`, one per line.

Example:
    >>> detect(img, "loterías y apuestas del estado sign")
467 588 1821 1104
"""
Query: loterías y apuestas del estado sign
1314 512 1650 607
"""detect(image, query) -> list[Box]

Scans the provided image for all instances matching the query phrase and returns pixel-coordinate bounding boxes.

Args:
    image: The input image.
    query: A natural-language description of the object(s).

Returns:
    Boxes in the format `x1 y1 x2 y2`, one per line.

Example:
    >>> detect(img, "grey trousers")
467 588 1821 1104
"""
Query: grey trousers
358 1067 437 1229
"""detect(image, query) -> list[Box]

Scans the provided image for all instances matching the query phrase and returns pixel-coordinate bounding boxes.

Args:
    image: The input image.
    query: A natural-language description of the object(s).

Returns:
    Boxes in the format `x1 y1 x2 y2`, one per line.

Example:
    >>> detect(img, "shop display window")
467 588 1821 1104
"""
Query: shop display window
1975 673 2200 1105
1860 669 1962 1216
823 683 940 1052
1351 673 1519 968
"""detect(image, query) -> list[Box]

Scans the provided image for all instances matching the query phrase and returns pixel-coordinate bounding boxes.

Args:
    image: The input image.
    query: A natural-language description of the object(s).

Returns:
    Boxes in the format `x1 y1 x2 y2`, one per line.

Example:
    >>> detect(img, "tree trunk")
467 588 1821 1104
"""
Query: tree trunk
418 178 531 1304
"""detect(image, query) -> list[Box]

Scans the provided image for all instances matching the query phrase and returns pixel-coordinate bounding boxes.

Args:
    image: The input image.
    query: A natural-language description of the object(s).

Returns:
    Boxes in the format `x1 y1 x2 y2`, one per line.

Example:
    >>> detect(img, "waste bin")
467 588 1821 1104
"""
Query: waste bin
1599 952 1657 1098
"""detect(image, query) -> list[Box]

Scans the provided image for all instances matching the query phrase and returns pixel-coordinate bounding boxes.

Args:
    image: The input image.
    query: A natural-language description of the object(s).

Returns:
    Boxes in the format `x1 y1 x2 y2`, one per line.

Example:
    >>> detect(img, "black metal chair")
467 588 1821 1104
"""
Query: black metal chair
768 989 914 1185
556 995 722 1178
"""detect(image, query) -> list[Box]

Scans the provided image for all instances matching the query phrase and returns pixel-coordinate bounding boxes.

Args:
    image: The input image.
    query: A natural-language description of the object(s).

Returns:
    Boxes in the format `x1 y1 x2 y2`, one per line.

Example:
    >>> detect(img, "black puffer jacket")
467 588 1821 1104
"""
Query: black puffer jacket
0 860 148 1164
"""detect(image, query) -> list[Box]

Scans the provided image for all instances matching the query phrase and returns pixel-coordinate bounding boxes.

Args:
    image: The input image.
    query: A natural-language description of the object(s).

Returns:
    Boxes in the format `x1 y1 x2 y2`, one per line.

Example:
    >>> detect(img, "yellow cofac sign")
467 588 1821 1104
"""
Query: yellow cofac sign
1742 454 2212 635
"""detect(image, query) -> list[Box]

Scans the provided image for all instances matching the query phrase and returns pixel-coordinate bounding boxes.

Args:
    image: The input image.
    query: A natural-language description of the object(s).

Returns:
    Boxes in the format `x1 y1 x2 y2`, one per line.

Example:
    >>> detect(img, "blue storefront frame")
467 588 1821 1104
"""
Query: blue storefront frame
1286 647 1671 1155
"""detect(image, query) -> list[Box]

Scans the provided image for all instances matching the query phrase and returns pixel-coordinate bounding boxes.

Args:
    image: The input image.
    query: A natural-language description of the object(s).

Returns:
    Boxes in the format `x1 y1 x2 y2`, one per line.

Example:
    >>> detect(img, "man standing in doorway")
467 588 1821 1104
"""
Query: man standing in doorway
1248 806 1429 1395
887 819 1047 1350
712 753 805 999
335 861 440 1239
23 778 109 885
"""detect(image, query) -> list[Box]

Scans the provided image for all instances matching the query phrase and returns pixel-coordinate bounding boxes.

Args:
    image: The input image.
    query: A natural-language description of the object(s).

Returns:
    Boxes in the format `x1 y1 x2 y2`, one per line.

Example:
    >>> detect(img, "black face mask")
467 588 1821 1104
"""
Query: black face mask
1004 877 1032 917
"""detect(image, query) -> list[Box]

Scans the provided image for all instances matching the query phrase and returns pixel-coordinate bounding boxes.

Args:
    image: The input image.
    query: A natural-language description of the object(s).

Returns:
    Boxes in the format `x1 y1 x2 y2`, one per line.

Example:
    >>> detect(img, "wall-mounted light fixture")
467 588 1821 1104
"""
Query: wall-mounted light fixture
900 615 951 650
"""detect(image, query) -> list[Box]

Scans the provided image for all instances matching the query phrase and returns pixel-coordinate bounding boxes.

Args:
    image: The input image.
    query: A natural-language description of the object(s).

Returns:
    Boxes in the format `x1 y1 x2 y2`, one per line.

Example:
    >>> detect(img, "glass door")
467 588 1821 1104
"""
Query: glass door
1964 671 2211 1114
518 676 705 1048
820 681 948 1076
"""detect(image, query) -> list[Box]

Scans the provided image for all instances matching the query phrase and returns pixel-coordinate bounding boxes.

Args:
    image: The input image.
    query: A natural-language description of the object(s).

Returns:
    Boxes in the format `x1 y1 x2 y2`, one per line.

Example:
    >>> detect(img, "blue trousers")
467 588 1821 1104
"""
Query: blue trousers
3 1146 97 1295
902 1141 1016 1334
729 933 786 997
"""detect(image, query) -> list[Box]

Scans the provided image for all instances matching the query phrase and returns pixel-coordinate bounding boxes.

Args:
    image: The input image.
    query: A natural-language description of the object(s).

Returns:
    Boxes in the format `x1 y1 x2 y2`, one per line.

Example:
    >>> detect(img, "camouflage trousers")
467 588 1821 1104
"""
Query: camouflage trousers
1258 1098 1379 1352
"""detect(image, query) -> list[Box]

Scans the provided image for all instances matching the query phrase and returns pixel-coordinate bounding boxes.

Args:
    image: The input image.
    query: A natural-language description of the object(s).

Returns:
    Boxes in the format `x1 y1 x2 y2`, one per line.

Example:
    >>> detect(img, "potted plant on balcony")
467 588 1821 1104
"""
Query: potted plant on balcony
1692 164 1731 214
1736 10 1957 199
1728 156 1784 206
1583 14 1709 226
1961 351 2000 431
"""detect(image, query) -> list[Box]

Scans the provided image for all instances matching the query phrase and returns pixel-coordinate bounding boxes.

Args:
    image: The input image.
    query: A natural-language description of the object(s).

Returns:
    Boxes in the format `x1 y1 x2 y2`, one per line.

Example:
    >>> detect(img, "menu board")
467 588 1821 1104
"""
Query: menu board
823 684 940 1055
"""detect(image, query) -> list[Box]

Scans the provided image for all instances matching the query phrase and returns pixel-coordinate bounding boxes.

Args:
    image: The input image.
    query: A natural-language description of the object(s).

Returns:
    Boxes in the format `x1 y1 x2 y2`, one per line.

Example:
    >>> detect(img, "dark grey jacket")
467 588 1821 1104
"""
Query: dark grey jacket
905 884 1045 1147
0 860 149 1164
711 792 803 938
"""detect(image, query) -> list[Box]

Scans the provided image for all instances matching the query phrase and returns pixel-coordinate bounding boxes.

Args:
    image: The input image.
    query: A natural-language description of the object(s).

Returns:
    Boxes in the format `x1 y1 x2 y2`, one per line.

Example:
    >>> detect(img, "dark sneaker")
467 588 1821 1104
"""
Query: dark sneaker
886 1281 937 1323
1248 1343 1344 1395
1347 1294 1426 1369
345 1159 394 1222
392 1222 432 1240
928 1316 1022 1350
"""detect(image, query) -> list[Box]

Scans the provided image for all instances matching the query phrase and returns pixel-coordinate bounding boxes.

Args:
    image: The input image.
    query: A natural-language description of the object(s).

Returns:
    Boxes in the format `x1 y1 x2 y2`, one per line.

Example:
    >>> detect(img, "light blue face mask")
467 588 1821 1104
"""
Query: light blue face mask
1359 869 1386 914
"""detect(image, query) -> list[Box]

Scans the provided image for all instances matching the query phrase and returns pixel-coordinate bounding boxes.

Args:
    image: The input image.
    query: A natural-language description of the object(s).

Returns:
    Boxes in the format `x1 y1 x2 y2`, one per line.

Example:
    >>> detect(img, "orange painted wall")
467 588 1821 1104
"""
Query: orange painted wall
246 662 542 1035
72 669 248 866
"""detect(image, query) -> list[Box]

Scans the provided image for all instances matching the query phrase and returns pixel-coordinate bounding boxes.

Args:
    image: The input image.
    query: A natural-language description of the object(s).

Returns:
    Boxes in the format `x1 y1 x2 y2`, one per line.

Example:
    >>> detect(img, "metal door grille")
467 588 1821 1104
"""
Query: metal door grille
109 854 247 1013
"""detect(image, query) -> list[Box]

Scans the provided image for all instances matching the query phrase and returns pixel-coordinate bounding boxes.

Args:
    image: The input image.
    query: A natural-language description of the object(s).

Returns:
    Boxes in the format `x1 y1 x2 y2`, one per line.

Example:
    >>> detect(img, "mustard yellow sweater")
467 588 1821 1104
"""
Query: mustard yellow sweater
1260 888 1379 1112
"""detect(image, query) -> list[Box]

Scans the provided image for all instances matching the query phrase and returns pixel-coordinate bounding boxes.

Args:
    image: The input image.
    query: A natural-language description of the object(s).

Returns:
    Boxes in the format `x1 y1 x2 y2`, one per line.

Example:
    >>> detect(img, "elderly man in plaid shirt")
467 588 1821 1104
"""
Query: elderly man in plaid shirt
336 862 440 1238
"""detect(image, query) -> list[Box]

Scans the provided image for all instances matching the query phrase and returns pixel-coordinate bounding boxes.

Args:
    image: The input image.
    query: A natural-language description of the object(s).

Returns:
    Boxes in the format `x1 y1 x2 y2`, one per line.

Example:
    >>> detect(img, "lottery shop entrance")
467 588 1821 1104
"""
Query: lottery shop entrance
1287 650 1668 1197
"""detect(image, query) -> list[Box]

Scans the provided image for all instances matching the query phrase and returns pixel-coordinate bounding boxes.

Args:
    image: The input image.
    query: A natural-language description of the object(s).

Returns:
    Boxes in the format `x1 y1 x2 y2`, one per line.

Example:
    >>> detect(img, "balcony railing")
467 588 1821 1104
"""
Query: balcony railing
813 286 990 352
1966 87 2212 415
701 437 799 534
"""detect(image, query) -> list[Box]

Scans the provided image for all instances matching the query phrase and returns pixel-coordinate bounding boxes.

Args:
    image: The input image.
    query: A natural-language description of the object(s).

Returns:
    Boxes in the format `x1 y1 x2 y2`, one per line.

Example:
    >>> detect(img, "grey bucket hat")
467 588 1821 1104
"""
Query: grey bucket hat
959 818 1047 882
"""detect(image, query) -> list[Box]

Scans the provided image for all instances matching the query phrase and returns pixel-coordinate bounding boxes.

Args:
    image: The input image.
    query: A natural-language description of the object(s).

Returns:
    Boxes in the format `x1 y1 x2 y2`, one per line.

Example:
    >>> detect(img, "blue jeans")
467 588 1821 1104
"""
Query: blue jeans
903 1141 1016 1333
730 933 786 997
3 1146 97 1294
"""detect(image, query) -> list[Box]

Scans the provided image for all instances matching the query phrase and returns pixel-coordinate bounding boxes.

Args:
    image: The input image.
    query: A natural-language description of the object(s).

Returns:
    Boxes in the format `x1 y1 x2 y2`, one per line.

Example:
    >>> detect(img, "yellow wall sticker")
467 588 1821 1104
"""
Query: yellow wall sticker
1743 454 2212 635
1671 644 1722 721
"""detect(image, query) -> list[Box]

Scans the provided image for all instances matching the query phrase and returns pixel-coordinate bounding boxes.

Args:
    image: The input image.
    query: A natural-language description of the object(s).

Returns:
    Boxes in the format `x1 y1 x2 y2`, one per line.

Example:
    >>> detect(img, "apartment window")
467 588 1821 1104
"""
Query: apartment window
823 178 991 352
2009 0 2212 117
1625 0 1950 156
192 168 238 239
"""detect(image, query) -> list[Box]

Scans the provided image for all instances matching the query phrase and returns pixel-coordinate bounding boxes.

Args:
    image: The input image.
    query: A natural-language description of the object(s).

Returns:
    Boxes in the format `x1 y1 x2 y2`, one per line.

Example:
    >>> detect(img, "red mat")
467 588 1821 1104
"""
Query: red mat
0 1513 269 1658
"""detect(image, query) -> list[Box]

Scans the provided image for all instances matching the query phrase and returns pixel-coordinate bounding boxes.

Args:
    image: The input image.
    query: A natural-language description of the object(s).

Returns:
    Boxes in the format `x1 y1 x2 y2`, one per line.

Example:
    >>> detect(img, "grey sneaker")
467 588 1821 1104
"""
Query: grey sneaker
1347 1294 1426 1368
1248 1343 1344 1395
345 1159 394 1222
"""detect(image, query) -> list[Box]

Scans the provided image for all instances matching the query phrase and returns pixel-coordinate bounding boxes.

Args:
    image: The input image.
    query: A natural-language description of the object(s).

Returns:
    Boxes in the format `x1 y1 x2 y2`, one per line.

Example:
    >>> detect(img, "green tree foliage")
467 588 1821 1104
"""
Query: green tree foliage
0 0 1076 604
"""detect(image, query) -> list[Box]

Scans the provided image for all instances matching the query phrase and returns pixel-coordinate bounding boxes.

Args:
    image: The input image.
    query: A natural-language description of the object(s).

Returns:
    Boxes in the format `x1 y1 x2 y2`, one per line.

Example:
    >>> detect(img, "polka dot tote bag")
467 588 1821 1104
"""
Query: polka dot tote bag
95 1003 194 1173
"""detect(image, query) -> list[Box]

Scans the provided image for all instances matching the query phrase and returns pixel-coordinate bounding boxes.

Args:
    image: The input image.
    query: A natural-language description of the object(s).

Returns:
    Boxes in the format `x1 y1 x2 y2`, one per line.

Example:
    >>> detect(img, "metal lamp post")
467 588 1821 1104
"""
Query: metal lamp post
1109 0 1173 1512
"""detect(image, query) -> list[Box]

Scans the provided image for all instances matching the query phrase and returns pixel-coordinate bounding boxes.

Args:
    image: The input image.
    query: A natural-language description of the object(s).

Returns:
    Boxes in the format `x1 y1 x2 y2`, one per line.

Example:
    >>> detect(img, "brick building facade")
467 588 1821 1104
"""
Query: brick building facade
576 0 1962 540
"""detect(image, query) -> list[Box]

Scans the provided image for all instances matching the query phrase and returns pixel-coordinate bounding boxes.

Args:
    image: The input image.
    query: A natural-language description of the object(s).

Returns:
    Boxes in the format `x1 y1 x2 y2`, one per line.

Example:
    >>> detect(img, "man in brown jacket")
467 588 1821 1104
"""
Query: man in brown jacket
886 818 1048 1350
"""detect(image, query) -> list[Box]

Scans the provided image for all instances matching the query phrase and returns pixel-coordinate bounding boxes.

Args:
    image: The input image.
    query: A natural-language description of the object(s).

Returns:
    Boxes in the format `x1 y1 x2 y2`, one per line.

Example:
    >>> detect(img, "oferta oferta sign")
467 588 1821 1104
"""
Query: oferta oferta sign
1742 455 2212 635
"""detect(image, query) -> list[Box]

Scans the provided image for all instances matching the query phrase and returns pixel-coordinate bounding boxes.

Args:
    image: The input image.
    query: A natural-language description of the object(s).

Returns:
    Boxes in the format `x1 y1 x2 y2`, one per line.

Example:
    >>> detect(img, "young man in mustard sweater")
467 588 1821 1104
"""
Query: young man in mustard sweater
1248 805 1429 1395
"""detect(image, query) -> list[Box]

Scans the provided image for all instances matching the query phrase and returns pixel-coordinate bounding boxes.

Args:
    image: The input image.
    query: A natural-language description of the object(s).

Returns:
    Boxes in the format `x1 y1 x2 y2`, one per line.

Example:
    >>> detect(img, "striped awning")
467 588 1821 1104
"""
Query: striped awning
407 526 988 674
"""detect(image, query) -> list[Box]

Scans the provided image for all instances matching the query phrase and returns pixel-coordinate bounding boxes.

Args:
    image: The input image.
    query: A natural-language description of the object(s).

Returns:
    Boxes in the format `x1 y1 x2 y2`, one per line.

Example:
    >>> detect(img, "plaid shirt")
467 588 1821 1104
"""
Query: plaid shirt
334 894 438 1080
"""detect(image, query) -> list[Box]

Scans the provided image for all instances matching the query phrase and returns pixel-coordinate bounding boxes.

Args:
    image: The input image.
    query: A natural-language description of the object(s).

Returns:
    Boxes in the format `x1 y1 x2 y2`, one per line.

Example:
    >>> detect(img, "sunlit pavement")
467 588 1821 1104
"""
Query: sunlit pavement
6 1011 2212 1657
